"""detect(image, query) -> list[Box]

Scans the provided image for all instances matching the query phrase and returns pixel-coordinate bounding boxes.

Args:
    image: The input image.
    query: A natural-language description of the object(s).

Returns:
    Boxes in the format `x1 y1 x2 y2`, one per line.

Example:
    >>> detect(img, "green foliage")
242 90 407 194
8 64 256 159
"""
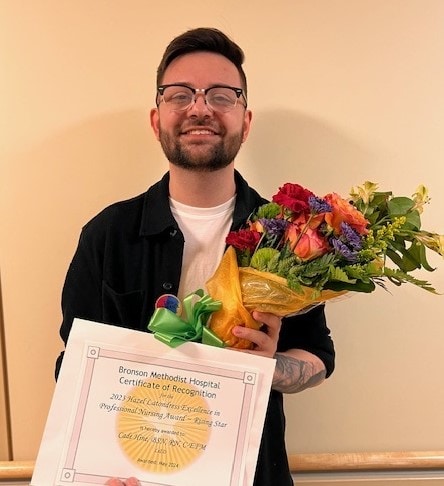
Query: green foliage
231 181 443 297
383 267 438 294
387 197 415 216
250 248 280 271
255 202 281 220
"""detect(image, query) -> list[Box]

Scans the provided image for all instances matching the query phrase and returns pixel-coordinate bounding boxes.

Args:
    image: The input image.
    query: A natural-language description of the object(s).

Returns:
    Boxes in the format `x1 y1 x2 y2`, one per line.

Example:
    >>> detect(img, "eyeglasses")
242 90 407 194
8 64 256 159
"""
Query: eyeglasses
156 84 247 113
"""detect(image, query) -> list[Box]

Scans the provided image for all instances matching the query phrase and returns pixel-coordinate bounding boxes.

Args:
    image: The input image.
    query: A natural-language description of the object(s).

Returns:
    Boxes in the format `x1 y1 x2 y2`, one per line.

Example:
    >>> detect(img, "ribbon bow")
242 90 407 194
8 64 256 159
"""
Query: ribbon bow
147 290 224 348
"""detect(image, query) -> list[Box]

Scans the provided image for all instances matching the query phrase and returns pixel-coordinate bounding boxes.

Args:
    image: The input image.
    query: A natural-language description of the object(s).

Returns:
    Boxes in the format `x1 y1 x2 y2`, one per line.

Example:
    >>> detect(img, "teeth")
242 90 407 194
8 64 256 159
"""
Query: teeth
187 130 213 135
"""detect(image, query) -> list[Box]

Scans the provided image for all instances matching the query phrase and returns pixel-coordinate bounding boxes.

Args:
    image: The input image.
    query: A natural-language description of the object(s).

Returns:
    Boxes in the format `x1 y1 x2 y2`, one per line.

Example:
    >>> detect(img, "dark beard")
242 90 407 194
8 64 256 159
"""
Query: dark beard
159 129 244 173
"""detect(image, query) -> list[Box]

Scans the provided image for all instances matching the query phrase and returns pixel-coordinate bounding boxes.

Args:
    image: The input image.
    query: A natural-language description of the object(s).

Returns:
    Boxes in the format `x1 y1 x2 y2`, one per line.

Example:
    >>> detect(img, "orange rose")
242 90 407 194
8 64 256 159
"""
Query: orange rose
285 223 330 261
292 212 326 229
324 193 369 235
248 220 265 233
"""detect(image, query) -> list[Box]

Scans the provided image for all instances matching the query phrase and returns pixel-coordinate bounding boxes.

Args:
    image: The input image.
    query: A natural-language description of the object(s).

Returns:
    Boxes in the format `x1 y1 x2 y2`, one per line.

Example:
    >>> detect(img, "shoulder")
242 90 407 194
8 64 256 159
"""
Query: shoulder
81 173 170 237
82 192 146 236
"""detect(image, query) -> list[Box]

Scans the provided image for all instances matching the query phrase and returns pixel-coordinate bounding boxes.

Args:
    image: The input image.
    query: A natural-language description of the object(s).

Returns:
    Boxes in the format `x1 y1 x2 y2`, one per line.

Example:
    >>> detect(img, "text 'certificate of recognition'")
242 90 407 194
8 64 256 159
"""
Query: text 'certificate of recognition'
32 318 276 486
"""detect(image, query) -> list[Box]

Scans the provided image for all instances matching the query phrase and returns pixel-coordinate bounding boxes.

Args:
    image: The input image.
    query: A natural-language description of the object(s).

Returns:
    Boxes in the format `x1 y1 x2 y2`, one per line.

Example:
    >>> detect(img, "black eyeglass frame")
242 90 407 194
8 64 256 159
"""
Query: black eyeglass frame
156 84 248 110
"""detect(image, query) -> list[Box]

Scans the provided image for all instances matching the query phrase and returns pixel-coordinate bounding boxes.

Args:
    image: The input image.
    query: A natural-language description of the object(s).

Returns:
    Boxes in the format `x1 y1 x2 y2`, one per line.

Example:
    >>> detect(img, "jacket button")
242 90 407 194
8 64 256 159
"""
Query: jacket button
162 282 173 290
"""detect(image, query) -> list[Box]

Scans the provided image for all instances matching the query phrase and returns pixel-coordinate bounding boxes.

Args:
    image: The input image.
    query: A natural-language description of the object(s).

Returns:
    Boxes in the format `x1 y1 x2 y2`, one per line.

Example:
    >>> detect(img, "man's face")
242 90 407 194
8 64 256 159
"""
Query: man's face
150 51 252 172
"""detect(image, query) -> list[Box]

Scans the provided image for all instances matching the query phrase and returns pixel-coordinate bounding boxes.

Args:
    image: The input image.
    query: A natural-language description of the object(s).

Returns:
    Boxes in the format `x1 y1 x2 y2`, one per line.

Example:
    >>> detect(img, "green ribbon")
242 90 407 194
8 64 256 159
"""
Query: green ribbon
147 290 224 348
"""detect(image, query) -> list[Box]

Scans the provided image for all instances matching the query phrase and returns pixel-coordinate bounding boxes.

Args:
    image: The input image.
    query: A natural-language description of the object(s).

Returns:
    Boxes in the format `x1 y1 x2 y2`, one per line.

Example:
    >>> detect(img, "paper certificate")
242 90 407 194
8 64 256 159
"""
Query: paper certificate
32 319 276 486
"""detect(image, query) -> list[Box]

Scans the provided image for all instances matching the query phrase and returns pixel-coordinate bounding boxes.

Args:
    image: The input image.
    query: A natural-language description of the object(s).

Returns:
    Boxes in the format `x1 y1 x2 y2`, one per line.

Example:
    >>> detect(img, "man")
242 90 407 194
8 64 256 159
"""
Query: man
58 27 335 486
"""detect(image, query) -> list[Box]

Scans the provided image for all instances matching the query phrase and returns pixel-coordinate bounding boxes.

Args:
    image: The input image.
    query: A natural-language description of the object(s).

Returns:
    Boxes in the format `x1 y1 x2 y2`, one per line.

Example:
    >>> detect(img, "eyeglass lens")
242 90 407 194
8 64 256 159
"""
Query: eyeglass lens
160 86 242 112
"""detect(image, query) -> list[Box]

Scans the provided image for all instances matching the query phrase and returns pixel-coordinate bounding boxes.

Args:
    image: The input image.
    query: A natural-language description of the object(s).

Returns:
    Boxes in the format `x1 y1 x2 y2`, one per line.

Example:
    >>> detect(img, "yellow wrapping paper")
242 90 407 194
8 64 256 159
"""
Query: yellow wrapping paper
206 246 346 349
206 247 260 349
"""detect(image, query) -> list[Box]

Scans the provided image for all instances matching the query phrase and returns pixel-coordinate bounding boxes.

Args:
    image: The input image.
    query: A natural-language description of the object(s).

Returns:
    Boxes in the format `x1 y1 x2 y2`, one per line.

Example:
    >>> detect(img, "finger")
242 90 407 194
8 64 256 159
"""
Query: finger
232 325 274 356
105 479 140 486
125 478 141 486
252 312 282 338
252 311 281 327
234 325 267 347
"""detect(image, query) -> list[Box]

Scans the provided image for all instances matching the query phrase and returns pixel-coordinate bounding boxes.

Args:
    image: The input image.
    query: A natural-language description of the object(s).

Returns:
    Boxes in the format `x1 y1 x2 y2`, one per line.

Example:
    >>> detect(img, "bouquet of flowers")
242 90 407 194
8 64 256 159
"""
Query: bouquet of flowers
206 181 444 348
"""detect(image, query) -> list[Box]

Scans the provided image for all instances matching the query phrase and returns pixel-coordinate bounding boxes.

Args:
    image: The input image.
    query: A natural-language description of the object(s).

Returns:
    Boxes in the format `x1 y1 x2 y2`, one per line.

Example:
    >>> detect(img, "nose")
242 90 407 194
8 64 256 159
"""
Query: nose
188 92 213 115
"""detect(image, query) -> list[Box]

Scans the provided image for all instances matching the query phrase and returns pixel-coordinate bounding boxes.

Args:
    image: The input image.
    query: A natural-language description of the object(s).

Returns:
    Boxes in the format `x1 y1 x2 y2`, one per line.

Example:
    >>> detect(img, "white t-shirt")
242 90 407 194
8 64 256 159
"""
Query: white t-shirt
170 196 235 301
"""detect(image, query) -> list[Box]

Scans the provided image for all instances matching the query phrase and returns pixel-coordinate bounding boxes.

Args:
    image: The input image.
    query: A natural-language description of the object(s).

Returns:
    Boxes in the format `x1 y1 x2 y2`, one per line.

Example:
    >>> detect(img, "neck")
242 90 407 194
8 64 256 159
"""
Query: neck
168 164 236 207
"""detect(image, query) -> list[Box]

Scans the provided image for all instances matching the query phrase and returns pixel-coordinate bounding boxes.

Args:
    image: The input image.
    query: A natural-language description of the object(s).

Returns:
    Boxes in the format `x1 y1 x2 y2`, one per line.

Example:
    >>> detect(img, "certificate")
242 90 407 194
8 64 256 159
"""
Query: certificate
32 318 276 486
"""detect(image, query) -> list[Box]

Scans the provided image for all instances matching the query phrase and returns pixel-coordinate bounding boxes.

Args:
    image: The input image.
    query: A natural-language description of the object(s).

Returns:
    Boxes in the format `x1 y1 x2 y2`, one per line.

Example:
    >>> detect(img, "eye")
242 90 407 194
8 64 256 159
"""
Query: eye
163 87 193 105
208 88 237 107
170 92 192 103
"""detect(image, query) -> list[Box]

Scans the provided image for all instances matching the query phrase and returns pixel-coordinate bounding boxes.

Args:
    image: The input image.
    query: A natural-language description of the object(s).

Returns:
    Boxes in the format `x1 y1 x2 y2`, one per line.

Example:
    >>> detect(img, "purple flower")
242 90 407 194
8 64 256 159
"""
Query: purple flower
308 196 332 214
340 222 363 250
260 218 289 237
331 237 359 262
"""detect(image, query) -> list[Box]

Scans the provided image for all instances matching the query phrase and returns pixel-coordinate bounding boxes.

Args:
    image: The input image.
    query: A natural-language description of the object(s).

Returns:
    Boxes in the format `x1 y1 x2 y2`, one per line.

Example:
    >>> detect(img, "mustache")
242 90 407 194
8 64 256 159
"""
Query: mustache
180 118 221 132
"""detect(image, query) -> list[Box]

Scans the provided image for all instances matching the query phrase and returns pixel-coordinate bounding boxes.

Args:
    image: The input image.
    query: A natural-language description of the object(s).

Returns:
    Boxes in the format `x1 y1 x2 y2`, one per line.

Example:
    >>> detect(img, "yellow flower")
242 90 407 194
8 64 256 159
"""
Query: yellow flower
412 184 431 214
350 181 379 204
415 231 444 257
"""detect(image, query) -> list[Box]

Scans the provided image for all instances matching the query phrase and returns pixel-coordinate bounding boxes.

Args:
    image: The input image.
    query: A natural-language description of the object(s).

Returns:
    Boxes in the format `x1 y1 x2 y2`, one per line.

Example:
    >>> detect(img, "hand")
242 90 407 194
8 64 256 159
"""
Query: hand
105 478 140 486
231 311 282 358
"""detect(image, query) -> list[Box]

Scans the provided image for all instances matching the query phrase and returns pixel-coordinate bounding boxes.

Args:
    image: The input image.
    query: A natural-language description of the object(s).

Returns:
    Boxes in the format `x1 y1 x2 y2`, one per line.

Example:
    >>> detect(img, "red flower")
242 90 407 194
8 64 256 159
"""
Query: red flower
226 229 261 252
272 183 314 215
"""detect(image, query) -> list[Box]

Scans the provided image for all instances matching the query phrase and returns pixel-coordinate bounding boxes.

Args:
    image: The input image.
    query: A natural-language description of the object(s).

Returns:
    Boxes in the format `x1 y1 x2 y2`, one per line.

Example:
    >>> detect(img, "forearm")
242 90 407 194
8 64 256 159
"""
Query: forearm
272 348 326 394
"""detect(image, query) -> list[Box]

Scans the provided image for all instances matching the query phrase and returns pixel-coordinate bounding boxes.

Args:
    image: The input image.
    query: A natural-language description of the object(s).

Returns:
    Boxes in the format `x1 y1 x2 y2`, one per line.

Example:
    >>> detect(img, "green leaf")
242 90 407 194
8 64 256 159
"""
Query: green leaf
276 255 298 276
324 280 376 293
286 276 305 294
329 266 356 283
371 192 391 214
416 243 436 272
387 239 422 272
250 248 280 271
403 210 421 231
372 192 392 206
393 239 436 273
238 250 252 267
385 247 409 271
387 197 414 216
383 268 438 294
366 210 381 225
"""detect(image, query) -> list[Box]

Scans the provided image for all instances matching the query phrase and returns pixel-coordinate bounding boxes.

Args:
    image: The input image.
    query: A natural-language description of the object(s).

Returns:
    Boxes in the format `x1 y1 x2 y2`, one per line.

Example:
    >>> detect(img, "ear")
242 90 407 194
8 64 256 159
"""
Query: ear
150 108 161 141
242 109 252 143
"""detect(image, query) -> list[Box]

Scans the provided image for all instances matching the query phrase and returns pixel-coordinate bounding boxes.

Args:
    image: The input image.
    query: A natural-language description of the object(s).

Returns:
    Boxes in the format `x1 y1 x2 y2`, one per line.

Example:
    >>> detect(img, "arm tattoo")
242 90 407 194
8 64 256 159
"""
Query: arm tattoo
273 353 326 394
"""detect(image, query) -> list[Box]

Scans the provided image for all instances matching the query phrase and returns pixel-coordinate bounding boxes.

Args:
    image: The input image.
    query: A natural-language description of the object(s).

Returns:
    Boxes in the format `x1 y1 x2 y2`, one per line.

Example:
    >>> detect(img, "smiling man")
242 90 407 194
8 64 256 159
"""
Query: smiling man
152 51 250 172
57 28 335 486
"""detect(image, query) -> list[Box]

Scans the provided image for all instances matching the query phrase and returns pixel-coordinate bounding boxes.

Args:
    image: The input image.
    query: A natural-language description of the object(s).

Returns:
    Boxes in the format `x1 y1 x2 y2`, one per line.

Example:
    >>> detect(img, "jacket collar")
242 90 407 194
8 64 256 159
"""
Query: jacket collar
140 172 177 236
139 170 266 236
231 171 266 229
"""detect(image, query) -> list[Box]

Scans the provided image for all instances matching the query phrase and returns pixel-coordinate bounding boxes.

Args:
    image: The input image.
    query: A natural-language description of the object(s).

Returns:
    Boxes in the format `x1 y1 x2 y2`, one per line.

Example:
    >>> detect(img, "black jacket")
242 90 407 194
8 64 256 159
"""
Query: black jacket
57 170 335 485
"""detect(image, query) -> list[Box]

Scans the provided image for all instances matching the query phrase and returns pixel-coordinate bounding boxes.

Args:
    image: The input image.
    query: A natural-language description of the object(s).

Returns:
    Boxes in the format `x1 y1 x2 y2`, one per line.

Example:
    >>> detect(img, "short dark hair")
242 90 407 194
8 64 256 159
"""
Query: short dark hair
156 27 247 96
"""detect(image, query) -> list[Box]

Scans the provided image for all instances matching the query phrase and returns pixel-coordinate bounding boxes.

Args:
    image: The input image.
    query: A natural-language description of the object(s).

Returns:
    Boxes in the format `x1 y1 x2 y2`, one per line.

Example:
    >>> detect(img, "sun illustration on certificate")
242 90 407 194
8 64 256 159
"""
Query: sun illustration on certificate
117 377 212 473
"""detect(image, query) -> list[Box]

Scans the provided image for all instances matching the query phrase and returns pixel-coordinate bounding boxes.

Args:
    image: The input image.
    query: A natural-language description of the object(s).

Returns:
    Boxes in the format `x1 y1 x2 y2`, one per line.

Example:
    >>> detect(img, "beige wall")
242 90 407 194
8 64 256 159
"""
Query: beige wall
1 0 444 465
